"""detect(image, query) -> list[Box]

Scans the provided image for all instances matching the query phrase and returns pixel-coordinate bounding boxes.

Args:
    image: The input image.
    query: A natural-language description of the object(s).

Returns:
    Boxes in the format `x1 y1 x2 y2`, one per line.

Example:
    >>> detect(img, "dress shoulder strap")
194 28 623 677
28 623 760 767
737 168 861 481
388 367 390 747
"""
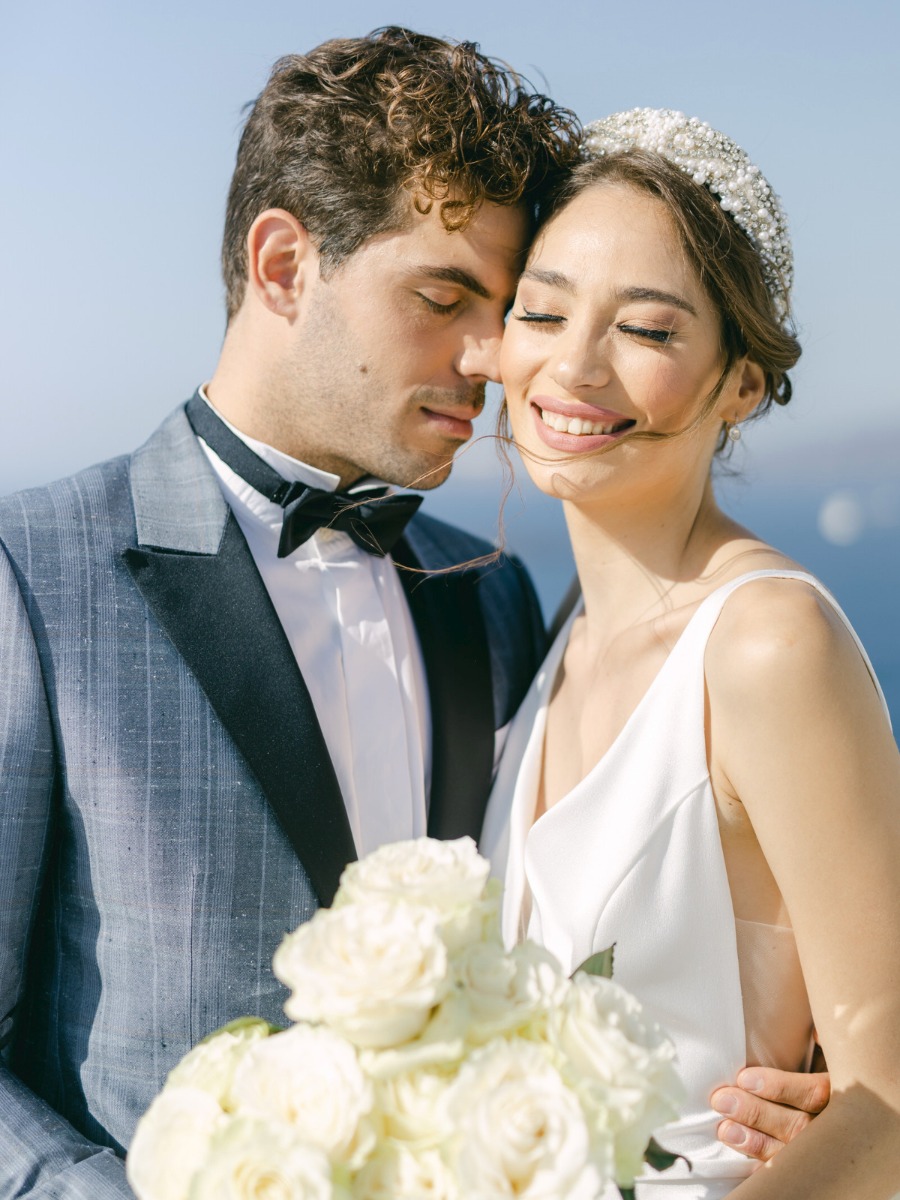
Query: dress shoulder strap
684 569 891 728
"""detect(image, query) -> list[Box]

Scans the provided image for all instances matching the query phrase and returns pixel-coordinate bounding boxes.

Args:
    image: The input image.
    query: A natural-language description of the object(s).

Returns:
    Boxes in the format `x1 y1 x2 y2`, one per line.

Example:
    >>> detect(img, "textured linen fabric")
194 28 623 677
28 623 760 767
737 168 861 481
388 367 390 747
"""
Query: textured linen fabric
0 402 546 1197
482 570 890 1200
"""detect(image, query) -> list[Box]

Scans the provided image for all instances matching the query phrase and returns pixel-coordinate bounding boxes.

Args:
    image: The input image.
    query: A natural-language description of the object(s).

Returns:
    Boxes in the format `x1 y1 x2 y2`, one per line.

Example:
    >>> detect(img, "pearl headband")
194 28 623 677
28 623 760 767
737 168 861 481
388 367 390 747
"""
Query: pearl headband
582 109 793 322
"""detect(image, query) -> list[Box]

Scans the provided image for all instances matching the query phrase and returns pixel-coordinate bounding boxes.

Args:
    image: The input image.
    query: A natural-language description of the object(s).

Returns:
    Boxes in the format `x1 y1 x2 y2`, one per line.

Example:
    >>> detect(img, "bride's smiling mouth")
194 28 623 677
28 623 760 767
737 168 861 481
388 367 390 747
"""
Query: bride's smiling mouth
528 397 636 451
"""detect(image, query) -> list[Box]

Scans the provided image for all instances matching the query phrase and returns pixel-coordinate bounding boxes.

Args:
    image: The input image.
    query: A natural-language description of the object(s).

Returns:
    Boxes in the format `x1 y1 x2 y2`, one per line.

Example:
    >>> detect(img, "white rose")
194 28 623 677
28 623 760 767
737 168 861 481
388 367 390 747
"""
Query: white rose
361 940 564 1078
335 837 493 952
231 1025 375 1169
374 1067 455 1145
127 1086 225 1200
352 1141 458 1200
167 1018 274 1108
450 939 567 1046
360 997 468 1078
549 973 683 1184
336 837 488 912
273 899 449 1048
189 1117 345 1200
445 1039 608 1200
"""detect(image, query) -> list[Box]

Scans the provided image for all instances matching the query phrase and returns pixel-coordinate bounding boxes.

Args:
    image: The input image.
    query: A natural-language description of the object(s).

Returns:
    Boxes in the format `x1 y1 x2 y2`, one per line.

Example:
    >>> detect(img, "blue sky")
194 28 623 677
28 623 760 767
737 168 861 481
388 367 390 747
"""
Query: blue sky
2 0 898 495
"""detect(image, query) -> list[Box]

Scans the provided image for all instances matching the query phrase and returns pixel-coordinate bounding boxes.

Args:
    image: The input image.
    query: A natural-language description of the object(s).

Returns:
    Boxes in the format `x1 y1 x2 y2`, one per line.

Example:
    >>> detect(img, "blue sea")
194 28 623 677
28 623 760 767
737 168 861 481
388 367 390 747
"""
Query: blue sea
424 462 900 734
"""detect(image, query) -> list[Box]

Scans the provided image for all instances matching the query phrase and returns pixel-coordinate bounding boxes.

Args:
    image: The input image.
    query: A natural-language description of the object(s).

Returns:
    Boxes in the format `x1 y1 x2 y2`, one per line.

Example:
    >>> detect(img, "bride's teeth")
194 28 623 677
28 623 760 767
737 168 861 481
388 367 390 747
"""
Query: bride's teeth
540 408 621 436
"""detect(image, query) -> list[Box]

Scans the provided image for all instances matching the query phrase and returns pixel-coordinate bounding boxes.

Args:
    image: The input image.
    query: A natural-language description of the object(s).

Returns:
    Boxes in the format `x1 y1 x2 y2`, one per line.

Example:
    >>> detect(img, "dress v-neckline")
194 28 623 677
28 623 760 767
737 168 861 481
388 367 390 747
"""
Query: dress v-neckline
535 592 705 835
531 569 816 831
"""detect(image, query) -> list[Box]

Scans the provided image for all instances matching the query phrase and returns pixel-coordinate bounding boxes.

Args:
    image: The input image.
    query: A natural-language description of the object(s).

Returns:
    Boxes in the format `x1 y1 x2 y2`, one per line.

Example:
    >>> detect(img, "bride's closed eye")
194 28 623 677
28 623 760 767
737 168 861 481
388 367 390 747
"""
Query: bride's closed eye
513 304 565 325
617 324 675 345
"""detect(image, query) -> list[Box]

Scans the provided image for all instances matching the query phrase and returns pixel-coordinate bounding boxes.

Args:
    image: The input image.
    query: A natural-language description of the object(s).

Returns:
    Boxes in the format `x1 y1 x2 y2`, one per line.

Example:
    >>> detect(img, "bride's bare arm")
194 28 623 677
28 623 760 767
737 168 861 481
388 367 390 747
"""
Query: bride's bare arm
705 577 900 1196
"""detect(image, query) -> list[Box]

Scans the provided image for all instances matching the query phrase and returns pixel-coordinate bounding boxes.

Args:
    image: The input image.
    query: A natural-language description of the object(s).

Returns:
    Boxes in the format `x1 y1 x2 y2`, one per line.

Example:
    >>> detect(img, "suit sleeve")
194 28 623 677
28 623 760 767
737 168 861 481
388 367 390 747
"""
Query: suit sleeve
0 543 132 1197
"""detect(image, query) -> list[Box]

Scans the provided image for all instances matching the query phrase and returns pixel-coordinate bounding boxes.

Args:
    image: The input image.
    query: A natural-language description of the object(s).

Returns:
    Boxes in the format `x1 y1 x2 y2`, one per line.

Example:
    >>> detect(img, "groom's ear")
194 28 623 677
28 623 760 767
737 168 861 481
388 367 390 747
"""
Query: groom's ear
245 209 317 319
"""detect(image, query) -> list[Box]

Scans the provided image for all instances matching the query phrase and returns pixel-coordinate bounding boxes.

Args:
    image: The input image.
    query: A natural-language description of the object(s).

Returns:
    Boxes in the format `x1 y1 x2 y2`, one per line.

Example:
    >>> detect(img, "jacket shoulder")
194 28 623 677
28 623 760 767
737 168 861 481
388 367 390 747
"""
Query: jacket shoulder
0 454 133 562
0 403 198 555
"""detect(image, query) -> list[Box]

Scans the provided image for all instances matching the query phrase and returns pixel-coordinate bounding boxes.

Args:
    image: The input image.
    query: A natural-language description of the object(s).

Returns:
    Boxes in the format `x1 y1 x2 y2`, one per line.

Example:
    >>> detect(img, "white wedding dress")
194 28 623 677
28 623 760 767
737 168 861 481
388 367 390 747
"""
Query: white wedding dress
481 570 891 1199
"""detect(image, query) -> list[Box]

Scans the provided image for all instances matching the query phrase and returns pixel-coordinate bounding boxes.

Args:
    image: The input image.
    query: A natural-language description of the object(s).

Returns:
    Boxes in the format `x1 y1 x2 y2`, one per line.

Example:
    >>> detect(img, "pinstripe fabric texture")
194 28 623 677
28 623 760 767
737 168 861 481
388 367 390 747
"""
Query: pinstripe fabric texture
0 405 545 1197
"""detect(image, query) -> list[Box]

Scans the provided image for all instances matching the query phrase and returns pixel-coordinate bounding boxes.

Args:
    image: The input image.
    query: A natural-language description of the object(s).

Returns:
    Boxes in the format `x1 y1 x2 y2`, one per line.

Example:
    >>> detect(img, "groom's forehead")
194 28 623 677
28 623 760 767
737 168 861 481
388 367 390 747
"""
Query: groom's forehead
336 196 528 312
353 195 529 281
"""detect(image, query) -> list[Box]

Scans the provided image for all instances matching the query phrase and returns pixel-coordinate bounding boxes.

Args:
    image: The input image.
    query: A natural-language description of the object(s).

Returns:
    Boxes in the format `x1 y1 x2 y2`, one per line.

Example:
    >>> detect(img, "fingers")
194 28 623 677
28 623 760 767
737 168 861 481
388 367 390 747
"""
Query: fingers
715 1117 790 1164
710 1068 831 1164
735 1066 831 1115
711 1090 812 1162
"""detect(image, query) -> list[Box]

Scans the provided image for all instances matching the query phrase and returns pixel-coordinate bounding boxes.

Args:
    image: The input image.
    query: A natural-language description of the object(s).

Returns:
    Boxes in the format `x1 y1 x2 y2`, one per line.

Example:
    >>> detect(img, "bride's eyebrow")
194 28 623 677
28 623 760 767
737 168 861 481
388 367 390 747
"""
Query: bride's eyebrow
520 267 575 292
615 285 697 317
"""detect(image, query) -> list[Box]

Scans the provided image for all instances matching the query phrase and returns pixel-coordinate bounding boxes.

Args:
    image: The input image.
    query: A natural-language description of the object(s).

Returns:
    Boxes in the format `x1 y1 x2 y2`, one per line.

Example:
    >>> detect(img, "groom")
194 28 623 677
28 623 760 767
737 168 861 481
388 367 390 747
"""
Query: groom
0 28 824 1196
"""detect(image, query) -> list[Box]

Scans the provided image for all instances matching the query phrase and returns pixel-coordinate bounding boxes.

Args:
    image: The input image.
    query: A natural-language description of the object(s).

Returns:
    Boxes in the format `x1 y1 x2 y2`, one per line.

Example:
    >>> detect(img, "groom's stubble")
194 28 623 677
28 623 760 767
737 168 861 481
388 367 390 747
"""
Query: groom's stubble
266 198 528 491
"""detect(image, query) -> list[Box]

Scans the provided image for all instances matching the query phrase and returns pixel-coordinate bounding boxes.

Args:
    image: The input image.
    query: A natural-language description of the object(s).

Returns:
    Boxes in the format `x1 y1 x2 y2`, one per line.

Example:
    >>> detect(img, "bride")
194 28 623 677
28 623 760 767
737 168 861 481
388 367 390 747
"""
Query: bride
481 110 900 1197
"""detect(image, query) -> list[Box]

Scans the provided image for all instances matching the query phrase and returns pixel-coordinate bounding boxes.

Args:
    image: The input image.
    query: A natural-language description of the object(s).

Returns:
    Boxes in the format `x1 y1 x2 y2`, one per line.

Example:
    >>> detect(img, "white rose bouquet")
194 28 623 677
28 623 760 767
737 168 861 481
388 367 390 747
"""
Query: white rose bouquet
127 837 683 1200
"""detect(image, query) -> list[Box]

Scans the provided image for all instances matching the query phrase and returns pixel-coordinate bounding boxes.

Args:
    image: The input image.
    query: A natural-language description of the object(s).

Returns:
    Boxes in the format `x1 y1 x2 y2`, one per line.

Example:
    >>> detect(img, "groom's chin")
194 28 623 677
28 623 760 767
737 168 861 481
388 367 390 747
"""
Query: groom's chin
387 452 458 492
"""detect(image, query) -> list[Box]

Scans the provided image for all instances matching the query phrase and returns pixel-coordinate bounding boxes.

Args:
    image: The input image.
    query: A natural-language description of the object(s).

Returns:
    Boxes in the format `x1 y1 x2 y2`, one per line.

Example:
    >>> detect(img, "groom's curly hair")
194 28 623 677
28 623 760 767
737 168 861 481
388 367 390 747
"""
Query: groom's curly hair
221 26 581 320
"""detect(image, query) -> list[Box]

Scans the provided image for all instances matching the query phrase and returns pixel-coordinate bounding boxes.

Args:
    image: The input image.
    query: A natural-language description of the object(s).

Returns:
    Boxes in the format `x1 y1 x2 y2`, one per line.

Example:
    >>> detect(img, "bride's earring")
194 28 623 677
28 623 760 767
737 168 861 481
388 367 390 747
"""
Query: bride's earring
726 423 742 442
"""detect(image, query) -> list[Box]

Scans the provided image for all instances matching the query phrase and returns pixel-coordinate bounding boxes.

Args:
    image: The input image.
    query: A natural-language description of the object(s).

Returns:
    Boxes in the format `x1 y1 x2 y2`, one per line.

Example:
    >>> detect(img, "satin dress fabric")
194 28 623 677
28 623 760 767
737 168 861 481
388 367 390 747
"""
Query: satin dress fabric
481 570 890 1198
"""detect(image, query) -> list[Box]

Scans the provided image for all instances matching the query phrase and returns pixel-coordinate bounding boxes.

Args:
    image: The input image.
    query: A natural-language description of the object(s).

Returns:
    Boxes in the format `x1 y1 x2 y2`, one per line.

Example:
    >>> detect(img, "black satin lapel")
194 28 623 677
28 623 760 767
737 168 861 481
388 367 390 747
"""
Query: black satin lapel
122 515 356 905
393 539 495 843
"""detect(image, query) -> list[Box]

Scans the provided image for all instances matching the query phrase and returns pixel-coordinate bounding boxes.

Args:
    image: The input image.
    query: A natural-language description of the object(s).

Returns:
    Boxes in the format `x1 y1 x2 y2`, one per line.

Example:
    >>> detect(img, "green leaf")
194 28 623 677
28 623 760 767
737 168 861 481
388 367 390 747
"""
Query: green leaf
644 1137 690 1173
616 1188 636 1200
573 944 616 979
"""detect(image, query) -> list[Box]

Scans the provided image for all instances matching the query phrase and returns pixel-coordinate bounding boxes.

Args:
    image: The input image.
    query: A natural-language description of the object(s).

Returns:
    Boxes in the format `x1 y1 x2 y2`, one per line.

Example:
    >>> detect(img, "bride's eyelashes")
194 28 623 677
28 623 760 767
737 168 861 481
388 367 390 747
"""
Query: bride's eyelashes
513 304 565 325
512 305 677 345
617 324 675 345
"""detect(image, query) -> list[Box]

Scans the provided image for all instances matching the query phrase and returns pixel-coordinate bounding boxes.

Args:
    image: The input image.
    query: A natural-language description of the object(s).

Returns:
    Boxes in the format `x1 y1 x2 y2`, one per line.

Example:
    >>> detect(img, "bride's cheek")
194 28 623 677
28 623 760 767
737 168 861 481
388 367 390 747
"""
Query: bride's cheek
500 322 536 372
505 358 544 407
504 397 529 441
499 370 532 423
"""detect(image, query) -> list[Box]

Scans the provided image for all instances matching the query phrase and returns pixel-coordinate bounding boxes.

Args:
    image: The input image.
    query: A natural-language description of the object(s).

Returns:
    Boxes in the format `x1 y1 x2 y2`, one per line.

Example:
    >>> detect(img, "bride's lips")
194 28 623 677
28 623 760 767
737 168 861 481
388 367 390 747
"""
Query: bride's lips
528 396 636 452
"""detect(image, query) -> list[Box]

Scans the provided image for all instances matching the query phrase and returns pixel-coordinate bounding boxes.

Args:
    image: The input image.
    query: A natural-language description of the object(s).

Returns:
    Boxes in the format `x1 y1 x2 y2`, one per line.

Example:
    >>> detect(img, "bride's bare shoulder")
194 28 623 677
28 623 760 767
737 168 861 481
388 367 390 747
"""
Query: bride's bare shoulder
704 568 863 714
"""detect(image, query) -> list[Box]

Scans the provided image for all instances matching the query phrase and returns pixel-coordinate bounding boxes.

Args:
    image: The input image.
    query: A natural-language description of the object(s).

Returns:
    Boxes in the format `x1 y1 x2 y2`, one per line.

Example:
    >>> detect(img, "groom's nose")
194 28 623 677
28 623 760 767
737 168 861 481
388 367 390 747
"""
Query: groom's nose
454 315 505 384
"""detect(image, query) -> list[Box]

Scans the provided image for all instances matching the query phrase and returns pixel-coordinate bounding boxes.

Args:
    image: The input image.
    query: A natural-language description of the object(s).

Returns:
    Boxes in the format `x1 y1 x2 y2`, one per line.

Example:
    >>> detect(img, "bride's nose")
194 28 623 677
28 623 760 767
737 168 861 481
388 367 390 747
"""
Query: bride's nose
547 327 611 393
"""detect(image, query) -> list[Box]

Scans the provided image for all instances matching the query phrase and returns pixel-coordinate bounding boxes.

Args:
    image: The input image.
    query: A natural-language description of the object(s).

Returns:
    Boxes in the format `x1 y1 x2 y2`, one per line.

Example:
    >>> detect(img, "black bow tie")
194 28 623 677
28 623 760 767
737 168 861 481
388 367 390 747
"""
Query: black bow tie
185 393 422 558
274 482 421 558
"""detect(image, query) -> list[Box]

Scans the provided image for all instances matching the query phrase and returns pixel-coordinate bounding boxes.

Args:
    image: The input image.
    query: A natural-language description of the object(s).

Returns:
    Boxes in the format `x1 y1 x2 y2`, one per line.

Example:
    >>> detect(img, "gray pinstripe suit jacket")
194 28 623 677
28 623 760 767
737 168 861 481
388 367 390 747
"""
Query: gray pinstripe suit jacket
0 405 546 1197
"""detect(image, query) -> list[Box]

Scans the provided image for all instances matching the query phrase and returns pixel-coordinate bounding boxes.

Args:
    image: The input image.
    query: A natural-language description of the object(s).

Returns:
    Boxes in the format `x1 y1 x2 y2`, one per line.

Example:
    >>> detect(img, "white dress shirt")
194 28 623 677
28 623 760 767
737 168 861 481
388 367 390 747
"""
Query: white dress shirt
195 388 430 858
